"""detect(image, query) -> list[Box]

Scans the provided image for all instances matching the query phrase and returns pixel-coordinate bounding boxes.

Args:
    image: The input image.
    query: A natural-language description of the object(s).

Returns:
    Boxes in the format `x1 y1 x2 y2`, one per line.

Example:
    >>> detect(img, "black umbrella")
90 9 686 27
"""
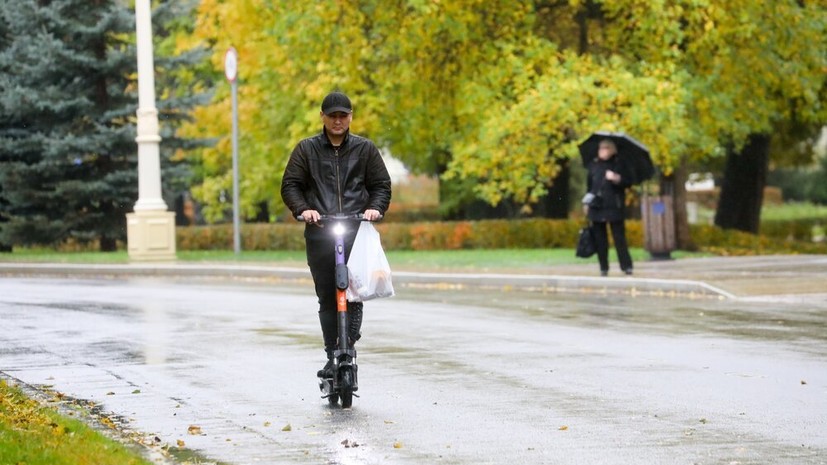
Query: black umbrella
578 131 655 185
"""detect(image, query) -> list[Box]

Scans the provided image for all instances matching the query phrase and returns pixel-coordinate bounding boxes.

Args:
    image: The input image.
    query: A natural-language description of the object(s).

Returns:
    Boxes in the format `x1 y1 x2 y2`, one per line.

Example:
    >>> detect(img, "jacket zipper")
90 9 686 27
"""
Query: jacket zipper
334 147 343 213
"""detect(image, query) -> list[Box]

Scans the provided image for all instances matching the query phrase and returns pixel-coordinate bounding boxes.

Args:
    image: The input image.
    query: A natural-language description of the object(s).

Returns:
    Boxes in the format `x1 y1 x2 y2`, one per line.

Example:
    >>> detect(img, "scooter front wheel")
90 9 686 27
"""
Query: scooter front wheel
340 368 354 408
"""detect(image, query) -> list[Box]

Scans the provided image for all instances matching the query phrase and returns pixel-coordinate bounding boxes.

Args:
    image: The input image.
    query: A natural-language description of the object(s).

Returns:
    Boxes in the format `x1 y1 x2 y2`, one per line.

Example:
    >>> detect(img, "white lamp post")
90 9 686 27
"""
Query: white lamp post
126 0 176 261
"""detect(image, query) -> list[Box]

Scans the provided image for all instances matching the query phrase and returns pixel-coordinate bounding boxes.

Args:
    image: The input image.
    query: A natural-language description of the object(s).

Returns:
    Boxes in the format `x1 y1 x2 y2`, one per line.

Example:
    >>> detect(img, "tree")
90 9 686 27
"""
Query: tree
0 0 135 251
584 0 826 234
182 0 826 234
182 0 541 221
0 0 206 250
0 8 9 252
453 0 826 236
698 1 827 233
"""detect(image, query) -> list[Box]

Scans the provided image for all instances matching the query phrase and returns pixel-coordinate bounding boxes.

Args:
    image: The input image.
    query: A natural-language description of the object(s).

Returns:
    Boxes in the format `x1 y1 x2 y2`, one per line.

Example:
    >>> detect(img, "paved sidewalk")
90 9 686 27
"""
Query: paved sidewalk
2 254 825 300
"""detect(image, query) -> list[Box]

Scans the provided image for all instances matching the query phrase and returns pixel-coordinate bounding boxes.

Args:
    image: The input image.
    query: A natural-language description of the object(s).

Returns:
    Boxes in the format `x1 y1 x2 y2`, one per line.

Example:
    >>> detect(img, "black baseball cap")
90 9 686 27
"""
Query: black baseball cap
321 92 352 115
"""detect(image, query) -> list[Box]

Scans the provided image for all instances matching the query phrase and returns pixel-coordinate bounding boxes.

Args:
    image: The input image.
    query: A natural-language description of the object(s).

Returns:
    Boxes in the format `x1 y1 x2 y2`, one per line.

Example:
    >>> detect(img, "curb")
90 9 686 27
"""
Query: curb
0 263 736 299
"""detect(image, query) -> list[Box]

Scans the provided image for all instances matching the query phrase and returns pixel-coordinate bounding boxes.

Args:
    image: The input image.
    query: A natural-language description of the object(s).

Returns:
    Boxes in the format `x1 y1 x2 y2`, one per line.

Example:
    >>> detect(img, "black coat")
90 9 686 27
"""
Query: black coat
586 156 631 223
281 129 392 217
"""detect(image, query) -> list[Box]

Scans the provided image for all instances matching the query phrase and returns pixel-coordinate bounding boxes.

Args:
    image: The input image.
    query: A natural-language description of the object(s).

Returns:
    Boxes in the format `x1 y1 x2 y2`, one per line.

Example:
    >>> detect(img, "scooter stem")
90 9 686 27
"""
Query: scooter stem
334 225 350 352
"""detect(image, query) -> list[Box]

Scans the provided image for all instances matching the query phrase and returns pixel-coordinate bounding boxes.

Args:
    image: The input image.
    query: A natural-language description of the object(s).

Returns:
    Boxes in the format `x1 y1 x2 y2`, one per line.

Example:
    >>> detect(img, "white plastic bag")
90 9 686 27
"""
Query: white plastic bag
346 222 395 302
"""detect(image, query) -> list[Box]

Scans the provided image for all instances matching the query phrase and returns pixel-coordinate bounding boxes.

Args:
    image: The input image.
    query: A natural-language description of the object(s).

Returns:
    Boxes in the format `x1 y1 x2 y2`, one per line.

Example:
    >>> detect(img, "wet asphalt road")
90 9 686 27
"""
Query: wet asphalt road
1 277 825 465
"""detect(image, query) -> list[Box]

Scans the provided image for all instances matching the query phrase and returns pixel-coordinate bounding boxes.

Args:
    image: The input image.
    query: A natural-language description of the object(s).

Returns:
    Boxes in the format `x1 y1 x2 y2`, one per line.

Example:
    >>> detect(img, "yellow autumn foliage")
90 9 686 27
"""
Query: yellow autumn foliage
179 0 826 219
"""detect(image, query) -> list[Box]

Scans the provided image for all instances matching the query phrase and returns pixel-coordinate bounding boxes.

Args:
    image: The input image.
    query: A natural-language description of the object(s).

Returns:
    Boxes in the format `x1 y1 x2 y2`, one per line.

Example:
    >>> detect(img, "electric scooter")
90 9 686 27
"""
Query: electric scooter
297 213 373 408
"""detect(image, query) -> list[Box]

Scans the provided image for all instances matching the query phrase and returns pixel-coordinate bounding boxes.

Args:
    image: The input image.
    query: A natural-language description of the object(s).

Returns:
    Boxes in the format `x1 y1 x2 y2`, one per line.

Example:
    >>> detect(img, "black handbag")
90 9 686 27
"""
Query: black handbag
575 224 596 258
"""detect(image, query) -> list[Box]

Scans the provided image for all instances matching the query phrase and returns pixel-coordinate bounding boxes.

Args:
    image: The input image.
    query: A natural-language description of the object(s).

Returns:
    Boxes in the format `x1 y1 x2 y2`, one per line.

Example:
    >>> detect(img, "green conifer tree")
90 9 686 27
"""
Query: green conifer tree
0 0 207 251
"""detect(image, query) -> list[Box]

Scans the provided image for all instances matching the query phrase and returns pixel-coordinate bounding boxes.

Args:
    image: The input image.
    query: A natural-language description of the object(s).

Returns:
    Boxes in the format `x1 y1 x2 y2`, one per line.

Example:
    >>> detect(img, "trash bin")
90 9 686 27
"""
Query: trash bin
641 194 675 259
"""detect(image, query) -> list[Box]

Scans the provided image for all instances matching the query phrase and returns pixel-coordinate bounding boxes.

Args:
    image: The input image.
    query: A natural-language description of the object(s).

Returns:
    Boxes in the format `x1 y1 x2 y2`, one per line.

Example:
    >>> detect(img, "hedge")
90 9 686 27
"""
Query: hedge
175 218 826 254
176 219 614 251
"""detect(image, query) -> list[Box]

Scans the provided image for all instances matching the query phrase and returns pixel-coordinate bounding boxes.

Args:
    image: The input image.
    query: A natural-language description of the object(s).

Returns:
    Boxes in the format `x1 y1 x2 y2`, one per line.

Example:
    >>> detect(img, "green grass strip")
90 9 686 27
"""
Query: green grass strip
0 381 152 465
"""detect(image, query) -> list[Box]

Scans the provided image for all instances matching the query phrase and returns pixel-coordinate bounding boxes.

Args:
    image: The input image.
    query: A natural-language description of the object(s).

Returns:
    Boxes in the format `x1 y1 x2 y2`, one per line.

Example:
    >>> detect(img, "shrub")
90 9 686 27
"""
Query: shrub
374 222 413 250
173 218 826 255
177 223 305 251
761 218 824 243
690 223 826 254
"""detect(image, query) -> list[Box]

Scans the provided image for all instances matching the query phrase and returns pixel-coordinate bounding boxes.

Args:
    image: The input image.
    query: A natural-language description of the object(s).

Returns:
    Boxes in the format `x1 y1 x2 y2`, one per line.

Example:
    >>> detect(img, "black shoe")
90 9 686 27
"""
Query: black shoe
624 269 633 275
317 359 333 378
600 270 608 277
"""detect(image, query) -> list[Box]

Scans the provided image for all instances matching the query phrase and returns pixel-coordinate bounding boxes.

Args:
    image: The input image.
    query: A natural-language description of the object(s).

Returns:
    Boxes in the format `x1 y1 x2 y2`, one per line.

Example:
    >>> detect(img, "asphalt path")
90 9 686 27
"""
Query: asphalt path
1 276 825 465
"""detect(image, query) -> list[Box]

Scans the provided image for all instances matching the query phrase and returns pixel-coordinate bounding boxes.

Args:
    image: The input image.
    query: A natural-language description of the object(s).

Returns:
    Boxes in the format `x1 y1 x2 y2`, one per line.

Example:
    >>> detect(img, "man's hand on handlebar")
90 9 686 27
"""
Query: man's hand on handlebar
363 209 382 221
300 210 321 224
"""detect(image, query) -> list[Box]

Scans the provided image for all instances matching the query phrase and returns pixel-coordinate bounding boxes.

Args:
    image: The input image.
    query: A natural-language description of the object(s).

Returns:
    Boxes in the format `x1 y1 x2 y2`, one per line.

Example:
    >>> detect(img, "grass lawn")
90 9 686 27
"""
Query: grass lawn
0 380 152 465
761 201 827 221
693 200 827 224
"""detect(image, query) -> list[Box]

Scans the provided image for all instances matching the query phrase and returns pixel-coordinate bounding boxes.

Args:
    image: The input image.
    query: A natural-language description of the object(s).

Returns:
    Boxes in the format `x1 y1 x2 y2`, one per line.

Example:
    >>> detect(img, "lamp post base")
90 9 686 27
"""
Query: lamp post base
126 210 176 261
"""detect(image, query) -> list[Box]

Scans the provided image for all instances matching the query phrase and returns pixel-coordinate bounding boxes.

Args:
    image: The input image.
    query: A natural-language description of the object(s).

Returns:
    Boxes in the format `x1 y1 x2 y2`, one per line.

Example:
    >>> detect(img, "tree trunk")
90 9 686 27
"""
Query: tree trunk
670 161 695 250
1 186 11 252
542 158 570 219
99 236 118 252
714 134 770 234
0 223 10 252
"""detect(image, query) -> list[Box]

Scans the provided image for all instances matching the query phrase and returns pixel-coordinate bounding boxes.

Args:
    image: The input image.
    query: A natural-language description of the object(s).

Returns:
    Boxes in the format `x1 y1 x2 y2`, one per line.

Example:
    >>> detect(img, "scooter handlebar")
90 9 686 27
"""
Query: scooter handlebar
295 213 383 222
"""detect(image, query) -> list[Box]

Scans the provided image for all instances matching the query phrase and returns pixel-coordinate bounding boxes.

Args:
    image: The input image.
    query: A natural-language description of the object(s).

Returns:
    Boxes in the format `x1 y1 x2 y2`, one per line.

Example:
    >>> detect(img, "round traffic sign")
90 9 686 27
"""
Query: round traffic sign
224 47 238 82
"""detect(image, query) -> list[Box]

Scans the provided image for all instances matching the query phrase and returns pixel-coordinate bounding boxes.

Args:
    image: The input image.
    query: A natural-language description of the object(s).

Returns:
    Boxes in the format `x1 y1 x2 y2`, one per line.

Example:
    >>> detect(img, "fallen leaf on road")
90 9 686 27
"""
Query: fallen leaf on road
282 423 292 432
558 425 568 431
264 421 271 427
106 392 115 396
801 380 807 385
393 442 403 448
176 439 185 448
131 389 141 394
100 417 116 429
187 425 202 435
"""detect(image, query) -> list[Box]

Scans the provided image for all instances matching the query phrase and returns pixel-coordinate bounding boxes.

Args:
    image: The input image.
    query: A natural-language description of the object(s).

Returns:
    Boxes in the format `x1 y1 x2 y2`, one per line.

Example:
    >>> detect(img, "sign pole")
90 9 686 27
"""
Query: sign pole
225 47 240 255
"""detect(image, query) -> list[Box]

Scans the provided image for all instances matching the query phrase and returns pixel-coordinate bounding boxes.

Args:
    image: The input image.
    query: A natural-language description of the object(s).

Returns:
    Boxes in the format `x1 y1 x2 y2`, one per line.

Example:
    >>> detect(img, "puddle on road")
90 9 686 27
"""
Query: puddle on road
10 300 143 318
254 328 320 348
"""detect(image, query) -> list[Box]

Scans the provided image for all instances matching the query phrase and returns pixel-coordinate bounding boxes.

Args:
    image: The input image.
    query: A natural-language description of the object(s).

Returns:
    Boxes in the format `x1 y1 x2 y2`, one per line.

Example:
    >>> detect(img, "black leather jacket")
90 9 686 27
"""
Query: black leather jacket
281 129 391 217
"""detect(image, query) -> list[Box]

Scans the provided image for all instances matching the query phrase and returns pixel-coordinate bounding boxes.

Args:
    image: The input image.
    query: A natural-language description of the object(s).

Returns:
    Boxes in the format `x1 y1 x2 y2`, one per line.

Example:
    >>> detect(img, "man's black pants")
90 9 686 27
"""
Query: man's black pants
304 223 363 358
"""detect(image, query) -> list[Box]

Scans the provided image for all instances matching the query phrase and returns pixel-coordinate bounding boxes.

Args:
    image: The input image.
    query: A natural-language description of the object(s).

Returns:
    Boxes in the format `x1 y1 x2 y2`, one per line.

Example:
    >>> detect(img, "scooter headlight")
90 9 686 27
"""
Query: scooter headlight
332 223 346 236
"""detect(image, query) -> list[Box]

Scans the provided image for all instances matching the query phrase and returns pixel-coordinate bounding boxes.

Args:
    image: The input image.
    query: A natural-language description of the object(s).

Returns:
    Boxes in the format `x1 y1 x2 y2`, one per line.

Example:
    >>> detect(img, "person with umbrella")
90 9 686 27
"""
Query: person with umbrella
582 138 635 276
